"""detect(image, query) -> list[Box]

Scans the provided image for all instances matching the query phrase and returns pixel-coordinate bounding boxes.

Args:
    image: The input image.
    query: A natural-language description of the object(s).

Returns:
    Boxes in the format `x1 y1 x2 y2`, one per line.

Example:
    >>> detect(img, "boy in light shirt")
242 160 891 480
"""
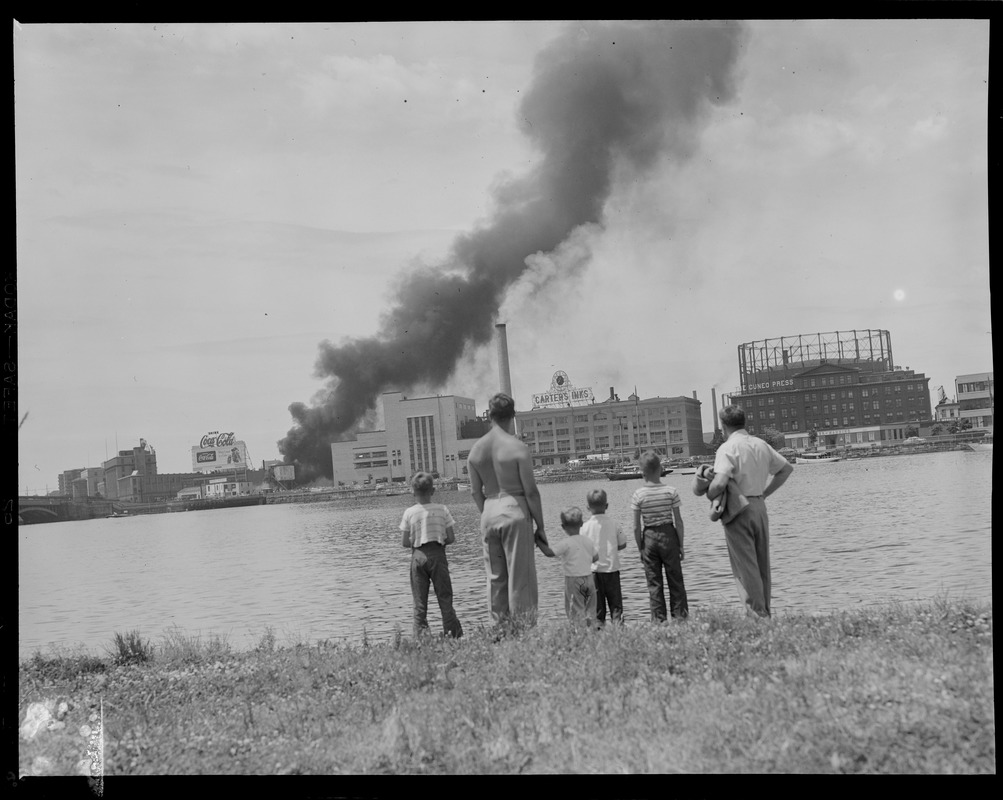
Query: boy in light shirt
536 506 599 625
398 472 463 638
580 488 628 626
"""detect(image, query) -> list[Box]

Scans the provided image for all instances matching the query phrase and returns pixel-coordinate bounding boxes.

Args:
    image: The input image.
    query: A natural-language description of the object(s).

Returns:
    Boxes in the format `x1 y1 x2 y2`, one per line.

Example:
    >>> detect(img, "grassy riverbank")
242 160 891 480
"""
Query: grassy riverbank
17 598 993 775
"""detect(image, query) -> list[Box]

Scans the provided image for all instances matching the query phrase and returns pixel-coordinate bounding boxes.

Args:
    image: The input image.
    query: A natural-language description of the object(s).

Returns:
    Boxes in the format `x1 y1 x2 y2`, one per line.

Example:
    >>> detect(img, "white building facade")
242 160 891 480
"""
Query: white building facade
204 477 252 498
330 391 482 486
955 372 993 431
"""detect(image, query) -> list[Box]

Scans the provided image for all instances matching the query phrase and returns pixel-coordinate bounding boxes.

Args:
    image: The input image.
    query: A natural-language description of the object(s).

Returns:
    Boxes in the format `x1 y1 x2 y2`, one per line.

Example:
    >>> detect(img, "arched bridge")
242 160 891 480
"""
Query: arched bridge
18 496 115 524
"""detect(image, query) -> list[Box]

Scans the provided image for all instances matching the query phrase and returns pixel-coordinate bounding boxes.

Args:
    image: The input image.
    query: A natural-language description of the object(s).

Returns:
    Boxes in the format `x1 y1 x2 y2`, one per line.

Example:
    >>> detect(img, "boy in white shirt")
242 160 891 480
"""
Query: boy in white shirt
580 488 628 626
536 506 599 624
398 472 463 638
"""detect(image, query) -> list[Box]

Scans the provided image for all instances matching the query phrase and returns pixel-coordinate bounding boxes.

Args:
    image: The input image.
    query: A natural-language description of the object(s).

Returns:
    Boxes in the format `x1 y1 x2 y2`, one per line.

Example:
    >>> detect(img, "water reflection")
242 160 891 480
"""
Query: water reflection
18 450 992 656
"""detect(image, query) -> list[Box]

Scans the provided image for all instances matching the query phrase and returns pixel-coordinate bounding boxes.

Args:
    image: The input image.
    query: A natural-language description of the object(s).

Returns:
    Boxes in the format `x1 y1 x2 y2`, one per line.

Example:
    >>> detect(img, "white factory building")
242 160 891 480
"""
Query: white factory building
330 391 485 486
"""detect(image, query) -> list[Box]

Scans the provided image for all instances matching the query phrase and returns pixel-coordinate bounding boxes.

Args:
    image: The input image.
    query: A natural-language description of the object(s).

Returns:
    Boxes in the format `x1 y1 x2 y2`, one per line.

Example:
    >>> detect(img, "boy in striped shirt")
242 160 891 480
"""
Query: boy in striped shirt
399 472 463 638
630 451 688 621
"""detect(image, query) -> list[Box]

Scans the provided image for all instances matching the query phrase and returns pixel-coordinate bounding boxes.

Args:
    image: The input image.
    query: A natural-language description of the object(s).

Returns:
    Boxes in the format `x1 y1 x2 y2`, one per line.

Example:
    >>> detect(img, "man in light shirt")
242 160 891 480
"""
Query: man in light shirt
707 405 794 618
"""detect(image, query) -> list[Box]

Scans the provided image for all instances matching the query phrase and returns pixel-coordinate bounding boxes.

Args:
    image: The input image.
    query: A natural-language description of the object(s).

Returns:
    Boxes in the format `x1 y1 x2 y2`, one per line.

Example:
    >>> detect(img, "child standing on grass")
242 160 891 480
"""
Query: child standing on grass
631 450 688 621
399 472 463 639
580 488 628 626
536 506 599 625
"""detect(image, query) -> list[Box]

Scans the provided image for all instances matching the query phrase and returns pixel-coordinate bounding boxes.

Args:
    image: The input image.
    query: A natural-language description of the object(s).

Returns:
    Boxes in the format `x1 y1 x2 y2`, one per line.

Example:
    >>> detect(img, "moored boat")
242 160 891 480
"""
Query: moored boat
796 451 841 464
607 467 643 481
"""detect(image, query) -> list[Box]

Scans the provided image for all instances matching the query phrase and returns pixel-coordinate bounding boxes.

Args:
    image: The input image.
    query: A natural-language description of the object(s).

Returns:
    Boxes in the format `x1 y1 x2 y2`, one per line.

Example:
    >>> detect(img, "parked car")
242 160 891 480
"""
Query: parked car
903 436 926 445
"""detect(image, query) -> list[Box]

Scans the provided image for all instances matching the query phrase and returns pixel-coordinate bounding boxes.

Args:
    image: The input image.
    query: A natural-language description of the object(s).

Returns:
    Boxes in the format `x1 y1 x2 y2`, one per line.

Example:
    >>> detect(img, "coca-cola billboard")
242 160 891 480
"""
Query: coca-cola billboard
200 431 237 449
192 431 249 473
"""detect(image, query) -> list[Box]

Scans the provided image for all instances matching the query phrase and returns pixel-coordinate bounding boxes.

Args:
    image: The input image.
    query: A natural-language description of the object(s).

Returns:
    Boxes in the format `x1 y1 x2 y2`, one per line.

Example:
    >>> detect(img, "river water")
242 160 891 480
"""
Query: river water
18 449 992 658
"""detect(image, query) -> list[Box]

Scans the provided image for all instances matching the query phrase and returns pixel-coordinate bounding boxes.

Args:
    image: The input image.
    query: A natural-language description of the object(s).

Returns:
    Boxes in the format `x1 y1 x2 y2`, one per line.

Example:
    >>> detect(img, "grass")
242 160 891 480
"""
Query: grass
16 597 993 775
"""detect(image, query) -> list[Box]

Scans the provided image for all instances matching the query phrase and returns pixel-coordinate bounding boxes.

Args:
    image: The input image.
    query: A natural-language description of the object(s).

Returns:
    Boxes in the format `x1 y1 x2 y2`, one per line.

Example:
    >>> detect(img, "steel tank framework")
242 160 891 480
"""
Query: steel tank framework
737 329 894 394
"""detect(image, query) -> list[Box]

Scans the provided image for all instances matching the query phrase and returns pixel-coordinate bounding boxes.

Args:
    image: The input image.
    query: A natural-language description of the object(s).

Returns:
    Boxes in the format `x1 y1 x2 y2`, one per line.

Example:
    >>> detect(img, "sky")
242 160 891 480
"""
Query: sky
14 19 993 492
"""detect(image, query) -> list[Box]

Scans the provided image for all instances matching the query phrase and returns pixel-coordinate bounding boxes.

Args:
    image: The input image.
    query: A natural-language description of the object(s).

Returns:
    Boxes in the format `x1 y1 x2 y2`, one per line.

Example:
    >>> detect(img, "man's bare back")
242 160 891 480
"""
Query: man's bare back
468 420 546 542
469 393 548 625
468 428 531 500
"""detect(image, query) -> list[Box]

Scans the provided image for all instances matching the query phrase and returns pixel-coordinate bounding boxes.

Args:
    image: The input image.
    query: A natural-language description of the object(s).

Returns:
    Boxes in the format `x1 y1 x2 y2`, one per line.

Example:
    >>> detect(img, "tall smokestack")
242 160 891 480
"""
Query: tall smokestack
711 388 720 431
496 323 513 398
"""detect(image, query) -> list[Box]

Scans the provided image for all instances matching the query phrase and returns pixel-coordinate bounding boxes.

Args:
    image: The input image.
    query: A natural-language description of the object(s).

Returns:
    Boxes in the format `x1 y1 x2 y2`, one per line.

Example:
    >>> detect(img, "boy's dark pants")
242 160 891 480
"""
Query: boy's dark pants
410 543 463 638
593 571 623 625
640 524 688 621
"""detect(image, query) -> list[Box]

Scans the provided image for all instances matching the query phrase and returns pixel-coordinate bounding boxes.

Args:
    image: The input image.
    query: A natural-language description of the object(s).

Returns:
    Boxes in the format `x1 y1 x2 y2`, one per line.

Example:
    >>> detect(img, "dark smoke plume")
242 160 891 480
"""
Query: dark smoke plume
279 21 748 481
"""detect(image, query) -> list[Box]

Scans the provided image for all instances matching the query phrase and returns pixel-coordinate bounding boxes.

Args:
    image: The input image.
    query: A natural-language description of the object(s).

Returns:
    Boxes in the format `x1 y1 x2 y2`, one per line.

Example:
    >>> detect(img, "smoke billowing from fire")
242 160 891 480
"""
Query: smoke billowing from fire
279 21 748 481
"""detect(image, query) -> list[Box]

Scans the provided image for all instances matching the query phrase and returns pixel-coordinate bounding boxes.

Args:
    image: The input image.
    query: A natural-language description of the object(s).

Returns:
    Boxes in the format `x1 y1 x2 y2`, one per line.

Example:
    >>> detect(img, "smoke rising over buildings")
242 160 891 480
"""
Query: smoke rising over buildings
279 21 748 480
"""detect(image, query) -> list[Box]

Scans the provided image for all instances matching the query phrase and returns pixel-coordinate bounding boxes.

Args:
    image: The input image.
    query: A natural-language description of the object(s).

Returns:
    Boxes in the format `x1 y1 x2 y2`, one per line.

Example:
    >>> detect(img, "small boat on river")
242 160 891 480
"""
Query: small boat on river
607 467 643 481
669 460 699 475
606 463 673 480
796 451 841 464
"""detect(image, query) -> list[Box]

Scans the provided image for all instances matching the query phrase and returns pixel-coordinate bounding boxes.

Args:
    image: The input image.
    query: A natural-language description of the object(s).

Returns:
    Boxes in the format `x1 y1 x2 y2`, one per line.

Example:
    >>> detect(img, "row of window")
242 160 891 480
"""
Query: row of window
534 445 687 466
531 429 684 454
747 408 916 434
526 409 687 427
746 384 922 407
526 424 687 438
407 415 437 475
354 450 388 460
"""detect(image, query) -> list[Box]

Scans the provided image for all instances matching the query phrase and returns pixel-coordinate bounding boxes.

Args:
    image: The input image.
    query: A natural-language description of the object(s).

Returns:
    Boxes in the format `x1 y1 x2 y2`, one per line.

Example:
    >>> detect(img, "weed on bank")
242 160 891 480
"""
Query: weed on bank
17 598 993 775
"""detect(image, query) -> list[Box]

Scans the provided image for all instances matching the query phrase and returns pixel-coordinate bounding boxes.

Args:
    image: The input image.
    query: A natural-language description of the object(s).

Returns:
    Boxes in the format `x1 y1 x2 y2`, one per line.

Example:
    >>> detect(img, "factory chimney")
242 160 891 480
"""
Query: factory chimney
711 388 720 432
495 323 513 398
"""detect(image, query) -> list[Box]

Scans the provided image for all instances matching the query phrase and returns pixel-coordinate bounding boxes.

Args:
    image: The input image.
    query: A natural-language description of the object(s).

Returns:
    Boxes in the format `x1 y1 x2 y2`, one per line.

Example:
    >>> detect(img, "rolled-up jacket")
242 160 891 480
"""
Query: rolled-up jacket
692 464 749 524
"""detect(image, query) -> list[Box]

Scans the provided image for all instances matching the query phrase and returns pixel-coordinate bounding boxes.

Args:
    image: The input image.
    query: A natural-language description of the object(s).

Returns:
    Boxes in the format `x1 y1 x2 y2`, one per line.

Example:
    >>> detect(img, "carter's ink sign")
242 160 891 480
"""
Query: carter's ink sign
532 371 595 408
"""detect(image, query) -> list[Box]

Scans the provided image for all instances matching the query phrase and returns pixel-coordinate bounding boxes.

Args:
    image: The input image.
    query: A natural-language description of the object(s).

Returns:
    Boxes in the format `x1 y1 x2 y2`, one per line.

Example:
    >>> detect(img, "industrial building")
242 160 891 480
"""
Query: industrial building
330 391 484 486
59 437 277 503
518 381 708 467
723 329 934 450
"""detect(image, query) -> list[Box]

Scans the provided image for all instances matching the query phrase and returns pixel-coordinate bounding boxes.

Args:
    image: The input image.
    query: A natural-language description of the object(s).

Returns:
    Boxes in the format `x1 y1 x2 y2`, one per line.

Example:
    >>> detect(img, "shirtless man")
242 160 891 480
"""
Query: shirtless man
467 393 548 627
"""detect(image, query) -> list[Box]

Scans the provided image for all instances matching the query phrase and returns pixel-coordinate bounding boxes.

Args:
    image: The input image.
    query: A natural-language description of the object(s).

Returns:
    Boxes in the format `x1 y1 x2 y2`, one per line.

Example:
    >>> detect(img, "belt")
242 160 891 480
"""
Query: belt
643 522 675 531
483 491 525 500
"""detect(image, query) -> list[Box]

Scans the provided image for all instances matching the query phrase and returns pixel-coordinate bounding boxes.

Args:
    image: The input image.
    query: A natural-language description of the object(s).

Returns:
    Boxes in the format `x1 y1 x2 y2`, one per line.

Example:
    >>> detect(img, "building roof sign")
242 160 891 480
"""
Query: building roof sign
531 371 595 409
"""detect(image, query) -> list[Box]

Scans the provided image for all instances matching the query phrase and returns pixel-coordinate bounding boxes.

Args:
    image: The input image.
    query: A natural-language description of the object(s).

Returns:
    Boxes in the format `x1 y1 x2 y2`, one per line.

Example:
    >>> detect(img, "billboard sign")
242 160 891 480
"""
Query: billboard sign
191 431 249 473
532 371 595 408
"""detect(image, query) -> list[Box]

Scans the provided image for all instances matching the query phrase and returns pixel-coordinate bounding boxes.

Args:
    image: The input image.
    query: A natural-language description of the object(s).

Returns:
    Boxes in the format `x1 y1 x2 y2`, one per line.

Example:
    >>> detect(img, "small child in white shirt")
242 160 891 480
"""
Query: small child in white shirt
537 506 599 624
580 488 628 626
